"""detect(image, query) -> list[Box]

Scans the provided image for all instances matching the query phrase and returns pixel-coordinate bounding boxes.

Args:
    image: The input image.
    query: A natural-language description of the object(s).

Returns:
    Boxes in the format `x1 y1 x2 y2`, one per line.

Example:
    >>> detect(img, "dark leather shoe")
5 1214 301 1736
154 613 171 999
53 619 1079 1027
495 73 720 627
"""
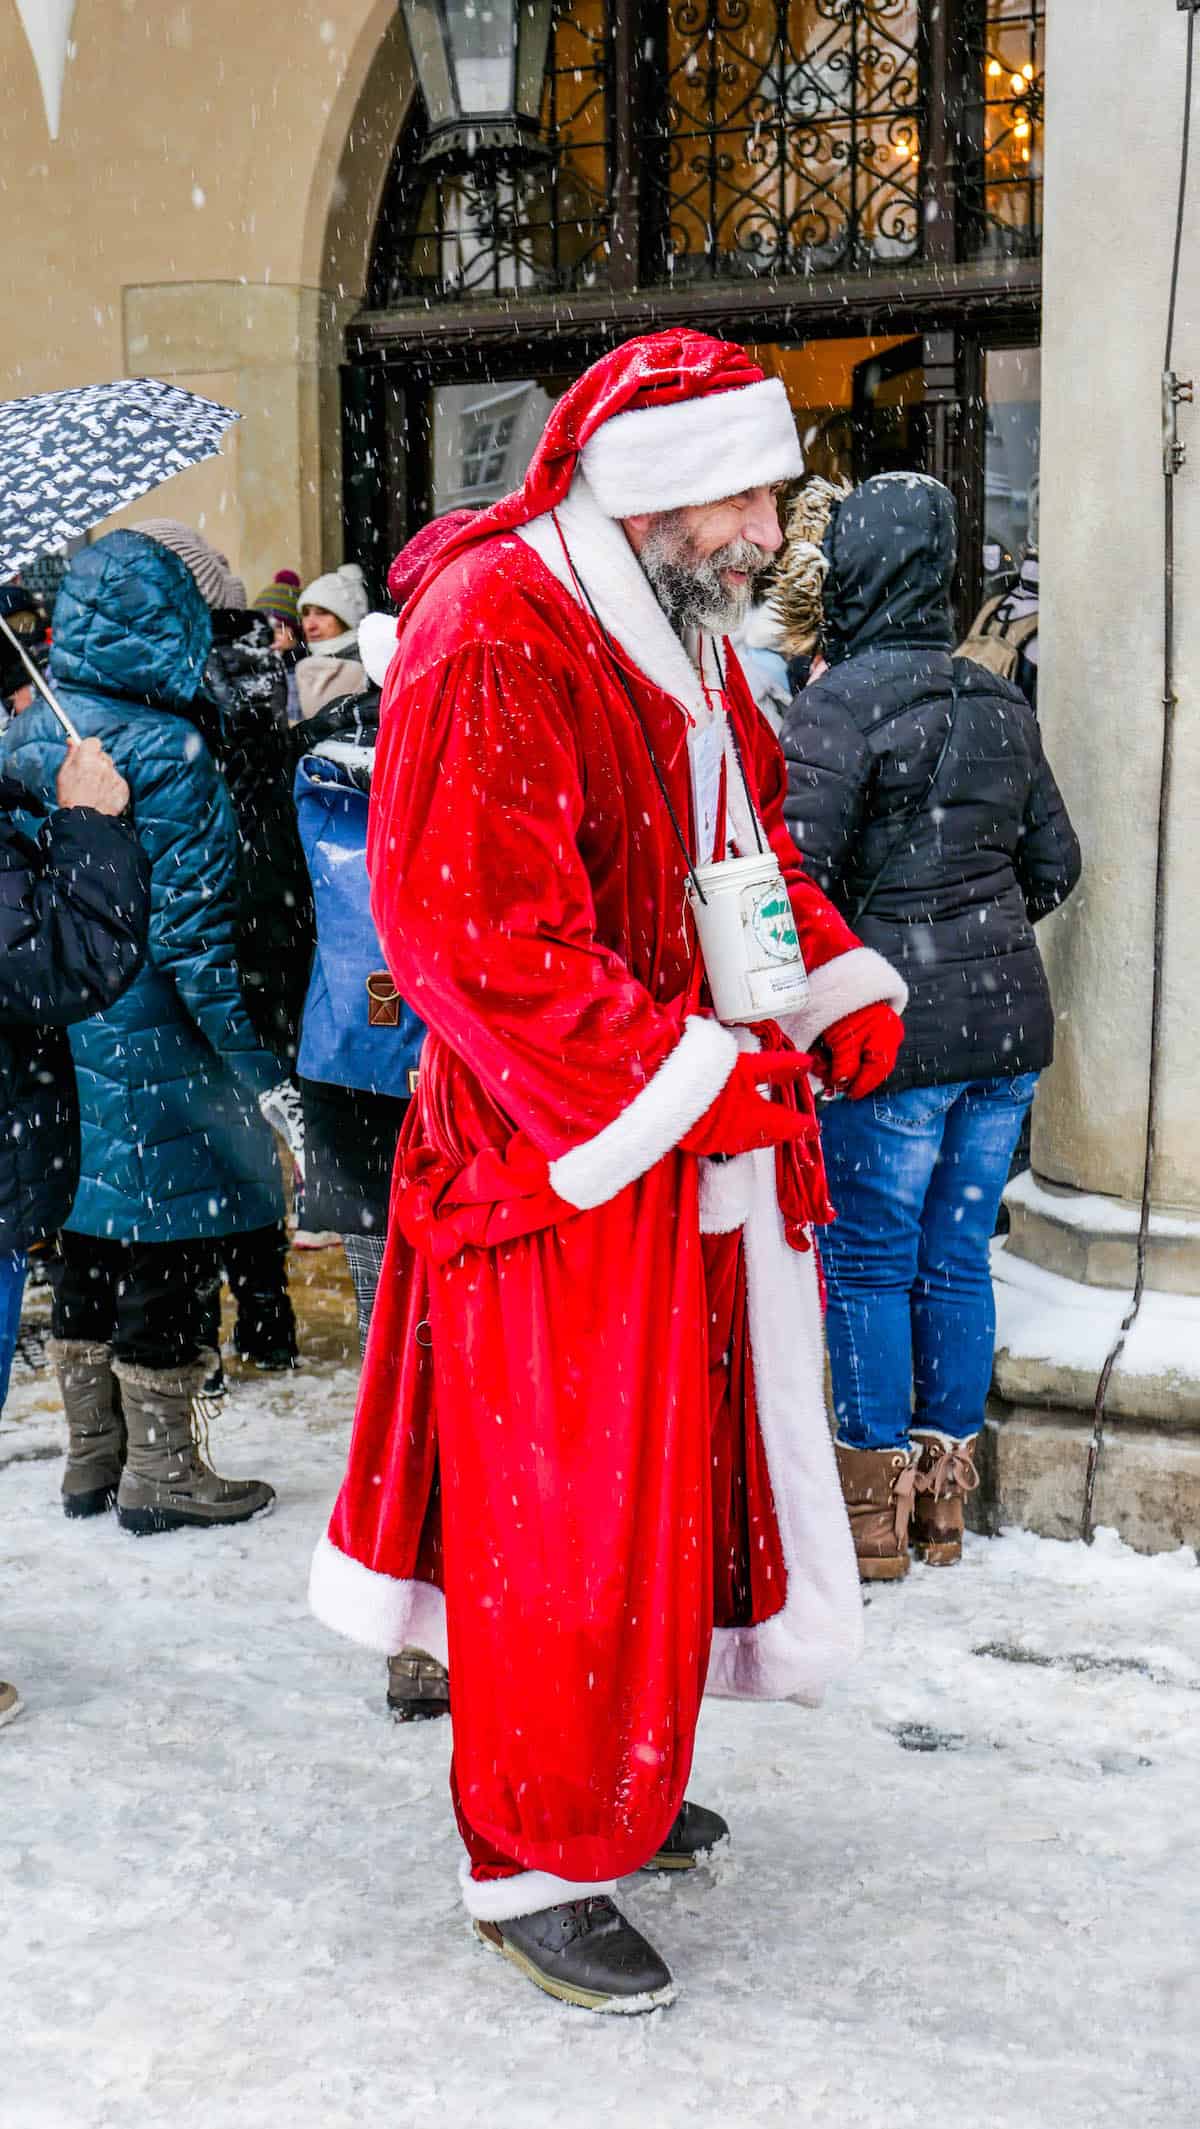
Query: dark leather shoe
643 1799 730 1872
475 1897 675 2012
386 1647 450 1722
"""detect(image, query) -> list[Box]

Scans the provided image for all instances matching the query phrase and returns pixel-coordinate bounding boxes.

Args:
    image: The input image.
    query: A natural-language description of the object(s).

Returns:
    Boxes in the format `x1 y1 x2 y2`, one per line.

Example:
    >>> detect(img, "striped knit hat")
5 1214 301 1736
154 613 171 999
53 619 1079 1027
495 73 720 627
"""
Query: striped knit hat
251 570 302 627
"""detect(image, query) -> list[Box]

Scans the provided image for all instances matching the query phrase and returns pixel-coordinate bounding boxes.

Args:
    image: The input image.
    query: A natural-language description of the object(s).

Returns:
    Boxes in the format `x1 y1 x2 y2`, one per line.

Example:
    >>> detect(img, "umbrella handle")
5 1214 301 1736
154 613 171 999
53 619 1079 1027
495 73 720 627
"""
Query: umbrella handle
0 611 82 744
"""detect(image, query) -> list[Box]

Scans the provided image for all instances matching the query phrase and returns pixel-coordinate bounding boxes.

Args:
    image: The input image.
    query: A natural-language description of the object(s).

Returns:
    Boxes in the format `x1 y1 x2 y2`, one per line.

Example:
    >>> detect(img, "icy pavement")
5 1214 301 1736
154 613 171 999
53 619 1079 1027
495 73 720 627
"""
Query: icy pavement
3 1352 1198 2129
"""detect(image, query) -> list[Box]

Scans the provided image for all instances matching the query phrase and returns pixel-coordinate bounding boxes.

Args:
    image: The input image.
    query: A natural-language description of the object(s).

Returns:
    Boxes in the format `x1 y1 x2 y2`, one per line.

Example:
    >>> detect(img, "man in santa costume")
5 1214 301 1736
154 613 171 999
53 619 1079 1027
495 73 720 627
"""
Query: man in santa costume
311 332 907 2013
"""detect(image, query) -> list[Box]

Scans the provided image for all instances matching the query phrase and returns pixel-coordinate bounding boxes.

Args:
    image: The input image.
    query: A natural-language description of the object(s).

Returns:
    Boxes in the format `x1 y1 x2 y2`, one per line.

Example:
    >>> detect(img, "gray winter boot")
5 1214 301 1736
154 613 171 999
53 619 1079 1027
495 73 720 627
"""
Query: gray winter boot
113 1358 275 1535
50 1338 125 1519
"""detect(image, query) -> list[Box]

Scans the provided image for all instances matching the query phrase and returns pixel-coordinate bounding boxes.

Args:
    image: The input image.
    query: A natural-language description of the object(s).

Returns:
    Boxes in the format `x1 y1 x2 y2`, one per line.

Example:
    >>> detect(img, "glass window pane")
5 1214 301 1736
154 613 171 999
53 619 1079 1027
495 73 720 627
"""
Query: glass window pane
650 0 924 283
983 346 1041 581
963 0 1046 261
443 0 515 114
430 380 561 510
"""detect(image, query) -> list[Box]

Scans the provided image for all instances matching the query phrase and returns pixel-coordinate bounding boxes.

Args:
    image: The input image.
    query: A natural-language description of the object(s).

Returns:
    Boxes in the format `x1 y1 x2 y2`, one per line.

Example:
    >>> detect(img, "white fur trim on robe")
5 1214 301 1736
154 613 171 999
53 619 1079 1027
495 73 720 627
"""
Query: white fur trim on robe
458 1857 619 1922
780 945 908 1053
580 377 803 520
308 1533 448 1664
549 1014 738 1213
702 1141 864 1704
519 470 718 731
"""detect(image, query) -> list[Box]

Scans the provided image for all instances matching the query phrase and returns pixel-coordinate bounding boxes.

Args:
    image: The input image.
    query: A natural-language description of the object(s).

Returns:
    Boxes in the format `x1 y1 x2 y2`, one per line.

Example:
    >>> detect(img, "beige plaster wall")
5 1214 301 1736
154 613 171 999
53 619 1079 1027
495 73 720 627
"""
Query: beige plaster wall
1034 0 1200 1209
0 0 413 588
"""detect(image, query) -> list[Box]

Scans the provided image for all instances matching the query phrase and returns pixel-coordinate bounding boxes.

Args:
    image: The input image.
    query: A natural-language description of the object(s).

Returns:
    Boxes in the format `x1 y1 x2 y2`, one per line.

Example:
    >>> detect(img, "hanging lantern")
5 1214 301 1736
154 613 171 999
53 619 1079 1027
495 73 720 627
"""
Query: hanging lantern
398 0 555 163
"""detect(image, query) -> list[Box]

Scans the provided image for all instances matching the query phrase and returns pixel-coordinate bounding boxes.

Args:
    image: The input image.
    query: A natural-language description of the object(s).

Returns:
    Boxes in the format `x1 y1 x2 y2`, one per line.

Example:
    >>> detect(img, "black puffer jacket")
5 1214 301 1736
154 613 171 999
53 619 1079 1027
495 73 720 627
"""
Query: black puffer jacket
194 611 316 1058
0 777 150 1250
780 475 1080 1091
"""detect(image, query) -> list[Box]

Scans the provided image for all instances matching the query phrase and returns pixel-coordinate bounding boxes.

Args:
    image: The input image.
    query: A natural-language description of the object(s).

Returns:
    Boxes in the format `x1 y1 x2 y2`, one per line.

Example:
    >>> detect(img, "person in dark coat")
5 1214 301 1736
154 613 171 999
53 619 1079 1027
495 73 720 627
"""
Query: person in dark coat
0 735 149 1725
0 530 281 1535
0 742 150 1405
136 522 316 1373
777 472 1081 1581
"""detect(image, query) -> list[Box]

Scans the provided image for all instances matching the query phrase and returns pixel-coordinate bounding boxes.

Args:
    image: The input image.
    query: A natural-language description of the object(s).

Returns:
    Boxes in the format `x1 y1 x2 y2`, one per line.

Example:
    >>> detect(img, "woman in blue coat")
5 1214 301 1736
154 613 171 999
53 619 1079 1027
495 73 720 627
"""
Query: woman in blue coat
0 530 282 1534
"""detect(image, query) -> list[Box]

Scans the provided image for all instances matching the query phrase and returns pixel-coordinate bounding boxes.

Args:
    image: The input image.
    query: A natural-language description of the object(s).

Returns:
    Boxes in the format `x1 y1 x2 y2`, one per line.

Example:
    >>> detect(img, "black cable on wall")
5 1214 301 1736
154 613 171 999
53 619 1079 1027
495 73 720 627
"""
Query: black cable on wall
1082 3 1197 1540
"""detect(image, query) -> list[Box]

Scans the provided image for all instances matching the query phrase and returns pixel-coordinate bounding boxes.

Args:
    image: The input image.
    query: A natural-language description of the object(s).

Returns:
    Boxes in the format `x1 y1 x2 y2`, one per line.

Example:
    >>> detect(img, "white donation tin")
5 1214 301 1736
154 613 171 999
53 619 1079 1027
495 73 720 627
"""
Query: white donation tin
685 851 811 1025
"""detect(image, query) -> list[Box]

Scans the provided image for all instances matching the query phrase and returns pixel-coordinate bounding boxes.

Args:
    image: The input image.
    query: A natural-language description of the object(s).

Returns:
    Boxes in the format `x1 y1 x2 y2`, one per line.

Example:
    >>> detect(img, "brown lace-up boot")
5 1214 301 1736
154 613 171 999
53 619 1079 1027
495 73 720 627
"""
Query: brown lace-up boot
834 1443 921 1582
912 1431 980 1566
113 1358 275 1535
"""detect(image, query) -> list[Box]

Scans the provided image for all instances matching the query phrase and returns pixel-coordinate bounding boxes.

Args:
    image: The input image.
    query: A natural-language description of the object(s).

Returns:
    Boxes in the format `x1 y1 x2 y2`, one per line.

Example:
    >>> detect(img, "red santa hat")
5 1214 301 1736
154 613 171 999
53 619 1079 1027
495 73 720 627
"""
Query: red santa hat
519 329 801 520
391 333 803 623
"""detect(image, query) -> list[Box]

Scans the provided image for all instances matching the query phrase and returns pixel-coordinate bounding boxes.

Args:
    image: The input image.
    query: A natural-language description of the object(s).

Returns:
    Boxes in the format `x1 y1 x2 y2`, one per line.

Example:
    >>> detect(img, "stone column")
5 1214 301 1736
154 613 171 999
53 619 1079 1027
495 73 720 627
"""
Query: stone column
986 0 1200 1550
114 282 359 595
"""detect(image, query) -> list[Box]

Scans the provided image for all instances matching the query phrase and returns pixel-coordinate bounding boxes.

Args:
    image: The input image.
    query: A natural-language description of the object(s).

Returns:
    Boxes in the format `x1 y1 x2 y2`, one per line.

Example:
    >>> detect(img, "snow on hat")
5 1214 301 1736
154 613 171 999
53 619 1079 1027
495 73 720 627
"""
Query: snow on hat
299 563 369 633
251 569 301 627
395 331 804 615
134 518 247 610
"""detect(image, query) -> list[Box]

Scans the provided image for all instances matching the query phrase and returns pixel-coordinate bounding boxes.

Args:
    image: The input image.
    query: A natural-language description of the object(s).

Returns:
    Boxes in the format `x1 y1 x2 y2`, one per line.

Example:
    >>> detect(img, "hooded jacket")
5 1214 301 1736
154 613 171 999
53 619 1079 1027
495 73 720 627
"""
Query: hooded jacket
779 474 1080 1090
0 531 284 1243
0 776 149 1251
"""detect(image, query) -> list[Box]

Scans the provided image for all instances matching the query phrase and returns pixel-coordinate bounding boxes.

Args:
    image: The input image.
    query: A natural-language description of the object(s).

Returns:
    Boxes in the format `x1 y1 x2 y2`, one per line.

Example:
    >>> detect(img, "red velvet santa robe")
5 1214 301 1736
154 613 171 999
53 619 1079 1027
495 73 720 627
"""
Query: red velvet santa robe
309 473 906 1918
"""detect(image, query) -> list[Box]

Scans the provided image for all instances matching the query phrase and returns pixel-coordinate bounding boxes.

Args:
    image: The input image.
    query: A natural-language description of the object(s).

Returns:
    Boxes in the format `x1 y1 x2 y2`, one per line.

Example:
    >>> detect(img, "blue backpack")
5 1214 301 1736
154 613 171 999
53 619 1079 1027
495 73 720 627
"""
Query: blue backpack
294 748 425 1097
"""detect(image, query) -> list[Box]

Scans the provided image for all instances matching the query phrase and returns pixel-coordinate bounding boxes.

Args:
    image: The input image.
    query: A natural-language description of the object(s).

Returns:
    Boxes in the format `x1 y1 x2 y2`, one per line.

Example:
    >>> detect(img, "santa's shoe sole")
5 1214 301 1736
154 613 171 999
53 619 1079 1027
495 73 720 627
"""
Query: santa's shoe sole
641 1833 730 1873
388 1698 451 1723
473 1921 677 2014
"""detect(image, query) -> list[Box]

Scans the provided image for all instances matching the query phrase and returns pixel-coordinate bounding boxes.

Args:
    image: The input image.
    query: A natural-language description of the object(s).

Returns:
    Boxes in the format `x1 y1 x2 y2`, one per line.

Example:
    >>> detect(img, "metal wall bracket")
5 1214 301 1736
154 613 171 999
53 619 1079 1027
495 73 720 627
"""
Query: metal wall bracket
1164 370 1195 475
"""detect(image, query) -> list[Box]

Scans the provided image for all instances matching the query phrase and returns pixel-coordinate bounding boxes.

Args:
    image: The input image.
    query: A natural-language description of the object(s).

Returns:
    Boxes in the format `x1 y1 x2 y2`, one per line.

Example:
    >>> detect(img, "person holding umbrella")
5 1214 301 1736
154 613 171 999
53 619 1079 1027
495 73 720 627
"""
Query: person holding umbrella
0 729 150 1725
0 529 282 1533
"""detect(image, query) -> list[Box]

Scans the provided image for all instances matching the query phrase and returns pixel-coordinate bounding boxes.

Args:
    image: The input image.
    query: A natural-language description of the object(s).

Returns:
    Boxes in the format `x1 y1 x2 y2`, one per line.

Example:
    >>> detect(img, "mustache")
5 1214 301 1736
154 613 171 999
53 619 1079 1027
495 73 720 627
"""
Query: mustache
708 537 773 580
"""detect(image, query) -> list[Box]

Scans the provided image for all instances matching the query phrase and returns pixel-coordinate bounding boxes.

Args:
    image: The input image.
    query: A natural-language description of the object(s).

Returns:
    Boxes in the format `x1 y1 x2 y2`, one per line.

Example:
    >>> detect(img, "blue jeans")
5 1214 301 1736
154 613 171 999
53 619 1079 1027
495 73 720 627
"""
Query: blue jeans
0 1250 28 1414
818 1075 1038 1451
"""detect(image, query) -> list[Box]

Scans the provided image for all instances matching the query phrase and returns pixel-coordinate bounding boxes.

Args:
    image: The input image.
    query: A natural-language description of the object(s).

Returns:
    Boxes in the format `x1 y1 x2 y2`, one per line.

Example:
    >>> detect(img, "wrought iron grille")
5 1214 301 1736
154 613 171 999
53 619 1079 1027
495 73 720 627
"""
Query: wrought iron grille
644 0 925 282
370 0 611 303
960 0 1045 260
367 0 1046 306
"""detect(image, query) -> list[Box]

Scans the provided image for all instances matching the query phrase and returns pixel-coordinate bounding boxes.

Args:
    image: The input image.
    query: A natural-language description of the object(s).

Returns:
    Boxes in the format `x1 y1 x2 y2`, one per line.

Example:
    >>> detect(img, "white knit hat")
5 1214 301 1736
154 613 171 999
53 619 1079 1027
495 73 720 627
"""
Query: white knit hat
134 518 247 609
299 563 369 633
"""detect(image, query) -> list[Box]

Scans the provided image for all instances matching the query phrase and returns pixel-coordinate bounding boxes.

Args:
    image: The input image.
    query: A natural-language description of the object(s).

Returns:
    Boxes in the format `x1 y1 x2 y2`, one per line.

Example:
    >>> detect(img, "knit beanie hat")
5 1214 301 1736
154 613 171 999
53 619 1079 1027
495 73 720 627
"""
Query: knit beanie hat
134 518 247 610
251 569 302 627
299 563 368 633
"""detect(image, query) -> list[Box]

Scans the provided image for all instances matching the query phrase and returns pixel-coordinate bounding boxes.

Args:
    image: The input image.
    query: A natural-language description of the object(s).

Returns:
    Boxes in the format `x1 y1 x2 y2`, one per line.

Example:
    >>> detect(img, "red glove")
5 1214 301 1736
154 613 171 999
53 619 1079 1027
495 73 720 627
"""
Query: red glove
681 1051 813 1159
817 1003 904 1099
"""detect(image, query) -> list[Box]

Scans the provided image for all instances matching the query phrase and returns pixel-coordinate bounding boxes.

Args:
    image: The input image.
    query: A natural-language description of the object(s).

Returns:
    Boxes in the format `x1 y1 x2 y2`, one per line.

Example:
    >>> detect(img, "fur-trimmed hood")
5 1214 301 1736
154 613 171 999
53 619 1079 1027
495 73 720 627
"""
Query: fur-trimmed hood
773 472 957 666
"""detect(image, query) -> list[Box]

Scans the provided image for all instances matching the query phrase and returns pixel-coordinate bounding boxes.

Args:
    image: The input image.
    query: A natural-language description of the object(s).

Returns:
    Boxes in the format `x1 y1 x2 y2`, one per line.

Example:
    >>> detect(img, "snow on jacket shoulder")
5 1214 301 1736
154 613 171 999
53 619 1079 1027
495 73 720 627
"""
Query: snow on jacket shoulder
0 531 285 1244
0 776 150 1250
779 476 1080 1091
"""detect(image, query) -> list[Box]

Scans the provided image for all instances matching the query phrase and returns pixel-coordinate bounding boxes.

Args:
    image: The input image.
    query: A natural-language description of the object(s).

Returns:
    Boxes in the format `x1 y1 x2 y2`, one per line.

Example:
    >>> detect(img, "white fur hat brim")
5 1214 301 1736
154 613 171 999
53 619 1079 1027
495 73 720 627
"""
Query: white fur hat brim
580 377 803 519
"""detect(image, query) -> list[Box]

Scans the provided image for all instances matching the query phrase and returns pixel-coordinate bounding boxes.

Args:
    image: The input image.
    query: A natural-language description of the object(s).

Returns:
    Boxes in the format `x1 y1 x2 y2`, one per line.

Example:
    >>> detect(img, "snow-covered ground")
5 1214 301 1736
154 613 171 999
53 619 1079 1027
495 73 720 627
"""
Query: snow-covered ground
3 1341 1199 2129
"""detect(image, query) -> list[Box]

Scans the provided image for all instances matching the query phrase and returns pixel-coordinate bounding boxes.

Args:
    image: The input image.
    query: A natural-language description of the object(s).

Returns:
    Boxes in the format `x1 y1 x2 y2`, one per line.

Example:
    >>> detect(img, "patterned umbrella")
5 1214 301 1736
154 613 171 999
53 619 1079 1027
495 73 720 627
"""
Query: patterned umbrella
0 376 240 739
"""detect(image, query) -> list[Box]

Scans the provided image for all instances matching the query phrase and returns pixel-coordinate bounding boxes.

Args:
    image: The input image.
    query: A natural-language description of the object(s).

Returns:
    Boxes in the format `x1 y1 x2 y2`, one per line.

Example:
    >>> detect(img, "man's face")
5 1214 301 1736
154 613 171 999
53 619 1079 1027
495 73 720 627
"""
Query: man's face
302 605 344 644
624 486 784 634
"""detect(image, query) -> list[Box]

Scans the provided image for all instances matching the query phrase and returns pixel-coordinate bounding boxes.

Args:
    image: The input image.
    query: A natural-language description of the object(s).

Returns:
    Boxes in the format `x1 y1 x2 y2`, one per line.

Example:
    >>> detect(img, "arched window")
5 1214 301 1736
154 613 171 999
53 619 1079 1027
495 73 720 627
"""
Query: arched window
370 0 1043 302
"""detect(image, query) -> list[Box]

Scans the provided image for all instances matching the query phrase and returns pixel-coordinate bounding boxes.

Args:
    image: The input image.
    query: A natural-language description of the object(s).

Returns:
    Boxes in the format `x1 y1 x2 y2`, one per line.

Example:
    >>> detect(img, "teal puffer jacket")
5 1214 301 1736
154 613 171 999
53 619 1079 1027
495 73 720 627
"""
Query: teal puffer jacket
0 530 285 1243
